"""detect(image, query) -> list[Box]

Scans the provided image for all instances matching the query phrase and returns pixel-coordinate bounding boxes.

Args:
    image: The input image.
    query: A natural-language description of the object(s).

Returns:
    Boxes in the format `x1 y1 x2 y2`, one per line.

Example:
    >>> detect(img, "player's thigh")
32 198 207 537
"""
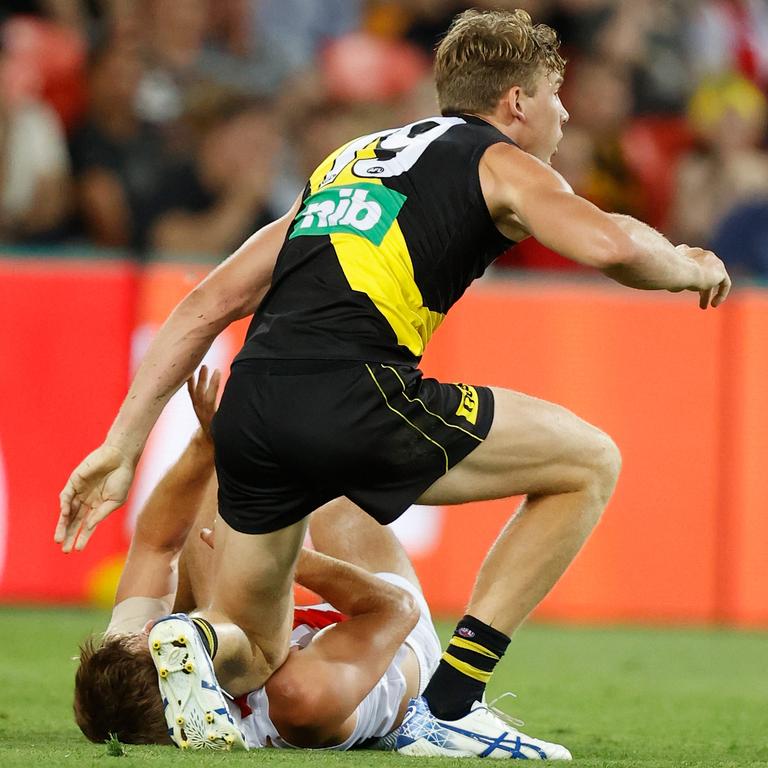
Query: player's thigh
208 516 308 648
310 497 420 588
418 387 618 505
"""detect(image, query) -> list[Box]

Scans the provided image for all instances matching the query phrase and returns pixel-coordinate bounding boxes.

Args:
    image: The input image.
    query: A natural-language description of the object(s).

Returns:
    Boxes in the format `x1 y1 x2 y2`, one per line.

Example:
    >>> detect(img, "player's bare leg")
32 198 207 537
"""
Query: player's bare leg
414 387 620 724
420 387 619 634
309 497 420 587
147 514 307 750
176 494 410 691
164 482 276 695
197 517 307 694
165 515 308 699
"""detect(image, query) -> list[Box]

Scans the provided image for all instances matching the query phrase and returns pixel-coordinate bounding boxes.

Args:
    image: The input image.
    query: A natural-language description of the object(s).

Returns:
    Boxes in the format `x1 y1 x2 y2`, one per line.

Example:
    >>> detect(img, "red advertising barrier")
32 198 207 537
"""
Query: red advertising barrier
418 283 725 622
0 258 764 626
717 290 768 626
0 259 136 602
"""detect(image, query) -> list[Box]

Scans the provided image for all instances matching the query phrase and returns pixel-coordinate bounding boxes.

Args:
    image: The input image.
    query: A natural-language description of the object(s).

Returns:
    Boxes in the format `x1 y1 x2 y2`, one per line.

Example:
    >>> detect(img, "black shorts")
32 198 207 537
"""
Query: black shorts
212 359 494 534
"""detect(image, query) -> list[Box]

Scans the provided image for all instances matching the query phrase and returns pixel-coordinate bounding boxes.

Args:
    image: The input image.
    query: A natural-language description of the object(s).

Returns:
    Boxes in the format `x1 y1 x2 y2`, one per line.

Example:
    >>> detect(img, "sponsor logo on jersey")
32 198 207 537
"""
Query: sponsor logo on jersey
290 183 406 246
455 384 479 425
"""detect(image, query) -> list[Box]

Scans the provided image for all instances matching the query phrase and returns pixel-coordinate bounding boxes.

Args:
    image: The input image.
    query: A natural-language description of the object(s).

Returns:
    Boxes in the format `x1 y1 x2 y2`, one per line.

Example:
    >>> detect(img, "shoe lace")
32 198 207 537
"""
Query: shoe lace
483 692 525 730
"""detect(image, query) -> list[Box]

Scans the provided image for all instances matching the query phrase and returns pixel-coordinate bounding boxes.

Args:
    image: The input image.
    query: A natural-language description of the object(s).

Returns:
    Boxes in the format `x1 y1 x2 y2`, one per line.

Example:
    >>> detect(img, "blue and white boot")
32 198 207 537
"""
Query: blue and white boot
396 695 571 759
148 613 247 751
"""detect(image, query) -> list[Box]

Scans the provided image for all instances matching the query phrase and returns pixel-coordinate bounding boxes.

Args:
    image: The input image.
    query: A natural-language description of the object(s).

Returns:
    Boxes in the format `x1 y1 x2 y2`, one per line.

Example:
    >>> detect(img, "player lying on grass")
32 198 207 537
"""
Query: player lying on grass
74 368 569 758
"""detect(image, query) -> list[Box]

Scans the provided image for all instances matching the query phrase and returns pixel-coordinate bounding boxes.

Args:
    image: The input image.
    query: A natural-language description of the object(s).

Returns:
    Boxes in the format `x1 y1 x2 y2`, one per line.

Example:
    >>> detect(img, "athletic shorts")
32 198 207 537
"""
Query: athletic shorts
212 359 494 534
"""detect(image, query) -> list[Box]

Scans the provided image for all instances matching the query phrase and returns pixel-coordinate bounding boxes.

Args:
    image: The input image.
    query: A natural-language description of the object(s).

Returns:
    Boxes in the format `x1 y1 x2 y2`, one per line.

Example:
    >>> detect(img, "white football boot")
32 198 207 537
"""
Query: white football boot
396 695 572 759
148 614 247 751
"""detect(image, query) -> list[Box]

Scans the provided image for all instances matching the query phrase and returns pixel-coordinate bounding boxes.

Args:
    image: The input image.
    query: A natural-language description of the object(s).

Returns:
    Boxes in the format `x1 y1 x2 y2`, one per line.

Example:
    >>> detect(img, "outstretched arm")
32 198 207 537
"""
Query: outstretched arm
265 549 419 747
481 143 731 309
55 198 301 552
112 367 220 605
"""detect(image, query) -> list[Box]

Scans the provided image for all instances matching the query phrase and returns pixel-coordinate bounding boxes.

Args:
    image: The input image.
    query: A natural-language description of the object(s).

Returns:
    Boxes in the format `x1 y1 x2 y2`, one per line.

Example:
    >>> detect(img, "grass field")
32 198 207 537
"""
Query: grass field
0 606 766 767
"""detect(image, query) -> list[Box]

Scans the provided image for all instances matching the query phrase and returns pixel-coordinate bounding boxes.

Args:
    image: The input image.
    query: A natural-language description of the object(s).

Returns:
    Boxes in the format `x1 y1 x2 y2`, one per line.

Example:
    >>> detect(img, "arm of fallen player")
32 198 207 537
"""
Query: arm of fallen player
265 550 419 746
107 370 221 602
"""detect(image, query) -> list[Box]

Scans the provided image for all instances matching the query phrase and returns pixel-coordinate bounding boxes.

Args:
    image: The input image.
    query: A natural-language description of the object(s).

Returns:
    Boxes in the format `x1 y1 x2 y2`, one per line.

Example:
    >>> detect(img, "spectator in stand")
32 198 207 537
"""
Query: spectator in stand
543 0 615 51
689 0 768 90
558 56 647 218
254 0 364 78
274 100 390 213
135 0 210 129
0 36 71 243
710 197 768 278
271 28 428 213
0 0 85 28
195 0 290 97
147 94 279 258
670 73 768 247
70 39 173 251
546 0 691 115
368 1 551 55
594 0 691 115
135 0 300 152
384 1 471 53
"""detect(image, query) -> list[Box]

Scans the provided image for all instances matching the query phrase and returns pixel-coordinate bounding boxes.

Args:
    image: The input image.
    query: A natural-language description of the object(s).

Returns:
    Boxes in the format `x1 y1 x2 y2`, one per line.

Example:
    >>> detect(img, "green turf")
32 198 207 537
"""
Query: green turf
0 606 766 767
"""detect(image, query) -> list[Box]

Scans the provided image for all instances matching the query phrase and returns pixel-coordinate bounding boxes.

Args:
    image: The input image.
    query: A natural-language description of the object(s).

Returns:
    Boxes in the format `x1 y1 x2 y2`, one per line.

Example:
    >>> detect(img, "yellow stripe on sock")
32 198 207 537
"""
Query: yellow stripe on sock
449 636 500 660
441 651 494 683
191 617 214 656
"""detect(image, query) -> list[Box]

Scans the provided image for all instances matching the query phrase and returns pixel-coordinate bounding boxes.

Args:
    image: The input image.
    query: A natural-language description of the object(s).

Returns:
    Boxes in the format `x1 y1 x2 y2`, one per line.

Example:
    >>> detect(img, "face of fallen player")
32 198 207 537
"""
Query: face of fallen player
513 68 569 164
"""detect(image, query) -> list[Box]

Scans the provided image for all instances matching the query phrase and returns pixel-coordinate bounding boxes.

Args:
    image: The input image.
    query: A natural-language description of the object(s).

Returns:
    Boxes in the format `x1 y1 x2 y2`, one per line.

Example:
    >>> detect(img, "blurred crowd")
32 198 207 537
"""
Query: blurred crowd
0 0 766 277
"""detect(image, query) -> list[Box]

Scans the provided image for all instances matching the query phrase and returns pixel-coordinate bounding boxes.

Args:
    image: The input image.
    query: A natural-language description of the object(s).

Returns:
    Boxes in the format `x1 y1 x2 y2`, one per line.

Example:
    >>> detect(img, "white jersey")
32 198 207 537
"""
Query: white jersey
226 572 441 751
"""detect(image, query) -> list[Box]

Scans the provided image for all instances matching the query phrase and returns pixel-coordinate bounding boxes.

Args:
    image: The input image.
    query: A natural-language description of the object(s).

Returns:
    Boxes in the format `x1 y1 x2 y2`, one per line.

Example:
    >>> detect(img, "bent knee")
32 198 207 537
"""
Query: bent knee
585 430 621 501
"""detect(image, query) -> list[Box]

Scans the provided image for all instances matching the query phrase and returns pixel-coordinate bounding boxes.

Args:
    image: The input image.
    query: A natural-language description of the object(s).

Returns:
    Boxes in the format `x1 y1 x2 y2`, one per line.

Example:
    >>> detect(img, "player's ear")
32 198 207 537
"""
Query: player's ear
504 85 526 123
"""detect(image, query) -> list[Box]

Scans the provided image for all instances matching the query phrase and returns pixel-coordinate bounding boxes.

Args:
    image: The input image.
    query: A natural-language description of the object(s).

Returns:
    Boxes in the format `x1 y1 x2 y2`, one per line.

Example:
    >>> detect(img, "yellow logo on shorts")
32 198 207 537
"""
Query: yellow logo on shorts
455 384 479 425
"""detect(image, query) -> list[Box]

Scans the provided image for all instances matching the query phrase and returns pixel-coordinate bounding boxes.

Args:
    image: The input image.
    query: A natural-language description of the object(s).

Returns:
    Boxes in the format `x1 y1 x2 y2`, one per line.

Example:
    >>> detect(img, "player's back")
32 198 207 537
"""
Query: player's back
236 115 514 368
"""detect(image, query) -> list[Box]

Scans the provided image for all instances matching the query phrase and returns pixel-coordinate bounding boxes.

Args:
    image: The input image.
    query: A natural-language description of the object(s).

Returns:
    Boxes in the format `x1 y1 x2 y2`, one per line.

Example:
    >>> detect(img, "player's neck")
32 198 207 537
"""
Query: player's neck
466 111 521 146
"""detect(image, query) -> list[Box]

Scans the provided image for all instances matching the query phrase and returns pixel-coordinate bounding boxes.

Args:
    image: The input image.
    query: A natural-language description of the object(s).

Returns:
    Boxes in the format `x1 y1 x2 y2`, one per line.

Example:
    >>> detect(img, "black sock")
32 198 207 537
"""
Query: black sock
423 615 510 720
191 617 218 659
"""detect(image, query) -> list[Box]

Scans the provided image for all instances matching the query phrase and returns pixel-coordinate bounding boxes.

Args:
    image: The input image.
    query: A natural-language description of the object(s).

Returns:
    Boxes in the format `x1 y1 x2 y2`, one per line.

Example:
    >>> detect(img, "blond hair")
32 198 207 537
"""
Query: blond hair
434 9 565 116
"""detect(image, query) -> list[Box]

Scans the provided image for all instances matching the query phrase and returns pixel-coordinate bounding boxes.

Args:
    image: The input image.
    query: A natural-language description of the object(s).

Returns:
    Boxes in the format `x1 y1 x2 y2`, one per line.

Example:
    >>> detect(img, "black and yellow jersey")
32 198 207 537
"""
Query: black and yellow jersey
236 115 515 366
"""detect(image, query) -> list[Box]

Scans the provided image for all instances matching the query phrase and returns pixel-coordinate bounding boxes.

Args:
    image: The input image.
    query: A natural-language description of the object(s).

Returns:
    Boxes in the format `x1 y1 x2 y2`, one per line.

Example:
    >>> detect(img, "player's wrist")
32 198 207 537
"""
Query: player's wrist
102 430 144 466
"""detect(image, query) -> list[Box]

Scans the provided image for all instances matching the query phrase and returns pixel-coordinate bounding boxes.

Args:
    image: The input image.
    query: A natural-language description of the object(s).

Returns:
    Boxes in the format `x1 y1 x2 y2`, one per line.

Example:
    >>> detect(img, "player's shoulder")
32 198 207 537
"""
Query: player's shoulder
481 142 572 192
264 647 335 733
